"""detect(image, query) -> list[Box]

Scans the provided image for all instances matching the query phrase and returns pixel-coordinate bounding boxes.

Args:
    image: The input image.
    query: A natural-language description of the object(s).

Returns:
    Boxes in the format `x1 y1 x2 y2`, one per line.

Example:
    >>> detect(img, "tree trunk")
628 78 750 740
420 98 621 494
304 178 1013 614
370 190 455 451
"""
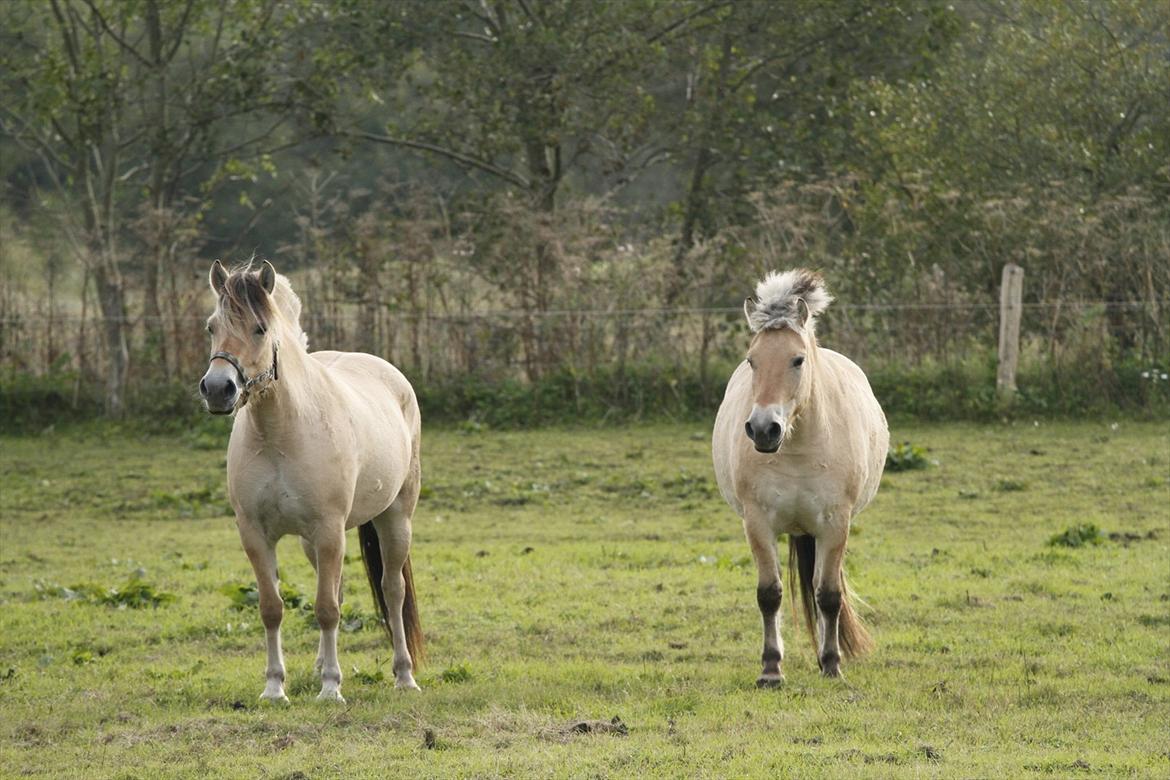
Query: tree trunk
143 0 171 379
93 258 129 416
669 31 735 303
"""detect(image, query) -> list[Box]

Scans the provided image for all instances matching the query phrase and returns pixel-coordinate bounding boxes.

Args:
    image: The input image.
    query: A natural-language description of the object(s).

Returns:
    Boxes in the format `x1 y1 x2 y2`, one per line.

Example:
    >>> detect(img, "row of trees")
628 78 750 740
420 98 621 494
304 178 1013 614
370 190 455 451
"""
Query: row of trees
2 0 1167 415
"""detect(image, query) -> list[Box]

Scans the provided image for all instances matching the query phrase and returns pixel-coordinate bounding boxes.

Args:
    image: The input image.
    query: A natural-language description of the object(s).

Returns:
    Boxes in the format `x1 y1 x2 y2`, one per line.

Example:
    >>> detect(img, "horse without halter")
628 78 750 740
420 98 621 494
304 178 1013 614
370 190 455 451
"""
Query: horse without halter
200 260 423 702
712 269 888 683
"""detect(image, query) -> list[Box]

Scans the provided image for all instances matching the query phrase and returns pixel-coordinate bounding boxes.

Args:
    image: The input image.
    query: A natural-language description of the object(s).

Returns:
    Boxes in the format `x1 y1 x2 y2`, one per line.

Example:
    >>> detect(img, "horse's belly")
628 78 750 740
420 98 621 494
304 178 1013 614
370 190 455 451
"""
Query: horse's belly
345 471 402 529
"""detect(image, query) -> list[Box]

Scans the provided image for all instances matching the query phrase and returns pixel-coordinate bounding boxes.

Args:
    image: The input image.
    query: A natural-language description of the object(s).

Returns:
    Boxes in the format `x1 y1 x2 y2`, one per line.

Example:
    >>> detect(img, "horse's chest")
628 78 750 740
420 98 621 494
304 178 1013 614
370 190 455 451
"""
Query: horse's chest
229 457 342 537
751 471 837 535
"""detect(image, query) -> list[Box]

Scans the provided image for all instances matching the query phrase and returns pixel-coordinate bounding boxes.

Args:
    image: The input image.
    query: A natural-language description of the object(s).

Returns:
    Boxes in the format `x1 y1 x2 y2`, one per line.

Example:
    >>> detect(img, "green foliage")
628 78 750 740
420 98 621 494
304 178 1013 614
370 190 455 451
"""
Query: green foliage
219 582 260 611
886 442 931 472
37 576 175 609
350 665 385 685
995 479 1029 493
1049 524 1105 549
1 0 1167 426
438 663 473 684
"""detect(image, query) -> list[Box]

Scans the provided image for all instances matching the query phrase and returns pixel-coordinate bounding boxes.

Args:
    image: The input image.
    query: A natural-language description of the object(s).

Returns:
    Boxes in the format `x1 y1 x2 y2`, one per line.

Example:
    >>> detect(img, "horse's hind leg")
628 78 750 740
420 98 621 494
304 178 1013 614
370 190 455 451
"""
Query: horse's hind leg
373 479 420 690
813 524 848 678
238 520 288 702
743 507 784 687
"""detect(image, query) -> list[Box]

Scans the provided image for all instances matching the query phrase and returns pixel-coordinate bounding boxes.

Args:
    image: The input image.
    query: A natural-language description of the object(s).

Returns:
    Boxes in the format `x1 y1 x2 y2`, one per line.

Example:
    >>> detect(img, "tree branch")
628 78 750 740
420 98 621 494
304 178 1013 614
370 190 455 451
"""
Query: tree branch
349 130 531 189
79 0 153 68
164 0 198 62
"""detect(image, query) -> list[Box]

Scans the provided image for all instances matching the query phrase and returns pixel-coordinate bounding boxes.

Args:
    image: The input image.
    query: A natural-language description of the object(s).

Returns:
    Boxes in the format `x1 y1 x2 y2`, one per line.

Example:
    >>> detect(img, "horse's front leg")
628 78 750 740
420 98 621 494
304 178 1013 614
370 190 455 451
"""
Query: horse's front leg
310 525 346 702
300 536 344 676
238 521 287 702
813 521 849 678
743 508 784 688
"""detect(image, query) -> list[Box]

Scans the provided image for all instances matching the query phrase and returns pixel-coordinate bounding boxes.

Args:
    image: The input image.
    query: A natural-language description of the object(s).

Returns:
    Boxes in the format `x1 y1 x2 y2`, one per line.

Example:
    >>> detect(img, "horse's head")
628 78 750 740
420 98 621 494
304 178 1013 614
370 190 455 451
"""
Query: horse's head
741 269 831 453
200 260 280 415
742 323 811 453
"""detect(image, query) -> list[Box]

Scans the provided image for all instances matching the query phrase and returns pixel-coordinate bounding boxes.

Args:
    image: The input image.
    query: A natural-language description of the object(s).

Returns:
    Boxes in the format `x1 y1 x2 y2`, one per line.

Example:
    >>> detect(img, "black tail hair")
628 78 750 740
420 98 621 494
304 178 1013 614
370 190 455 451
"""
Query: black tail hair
359 521 424 667
788 534 873 659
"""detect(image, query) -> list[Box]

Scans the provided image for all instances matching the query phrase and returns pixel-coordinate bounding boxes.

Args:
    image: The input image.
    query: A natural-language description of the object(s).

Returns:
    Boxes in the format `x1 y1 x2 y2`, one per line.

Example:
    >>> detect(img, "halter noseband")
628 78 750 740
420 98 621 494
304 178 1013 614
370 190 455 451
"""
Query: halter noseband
208 343 279 405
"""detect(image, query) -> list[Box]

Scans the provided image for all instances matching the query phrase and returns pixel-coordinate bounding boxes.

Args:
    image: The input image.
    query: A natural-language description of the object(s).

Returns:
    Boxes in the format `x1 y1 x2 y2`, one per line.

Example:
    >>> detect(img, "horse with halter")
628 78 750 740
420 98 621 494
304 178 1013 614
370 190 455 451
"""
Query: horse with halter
713 269 887 684
199 260 423 702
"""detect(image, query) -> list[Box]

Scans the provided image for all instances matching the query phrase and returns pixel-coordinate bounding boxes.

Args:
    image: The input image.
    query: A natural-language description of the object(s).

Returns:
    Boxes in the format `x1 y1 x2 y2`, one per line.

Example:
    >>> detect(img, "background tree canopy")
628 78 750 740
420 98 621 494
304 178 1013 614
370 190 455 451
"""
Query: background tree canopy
1 0 1167 423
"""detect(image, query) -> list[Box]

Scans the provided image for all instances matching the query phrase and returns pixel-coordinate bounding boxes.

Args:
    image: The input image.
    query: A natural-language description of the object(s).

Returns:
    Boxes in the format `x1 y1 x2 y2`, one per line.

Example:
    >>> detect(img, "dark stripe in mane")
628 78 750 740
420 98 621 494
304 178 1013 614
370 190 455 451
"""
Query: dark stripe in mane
786 269 824 302
220 266 273 330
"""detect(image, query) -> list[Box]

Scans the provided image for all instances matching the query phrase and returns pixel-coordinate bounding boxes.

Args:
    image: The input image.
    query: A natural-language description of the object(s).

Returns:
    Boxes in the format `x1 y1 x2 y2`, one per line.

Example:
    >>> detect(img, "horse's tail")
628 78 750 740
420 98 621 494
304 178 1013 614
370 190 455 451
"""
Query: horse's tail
788 534 874 660
358 522 425 668
401 554 424 666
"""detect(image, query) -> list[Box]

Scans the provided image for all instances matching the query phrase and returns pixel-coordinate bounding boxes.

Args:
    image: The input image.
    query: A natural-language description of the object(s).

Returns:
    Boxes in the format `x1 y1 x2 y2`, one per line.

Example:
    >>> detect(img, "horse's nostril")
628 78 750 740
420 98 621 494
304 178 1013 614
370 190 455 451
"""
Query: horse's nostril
199 378 208 397
744 421 754 439
767 422 781 440
224 378 236 395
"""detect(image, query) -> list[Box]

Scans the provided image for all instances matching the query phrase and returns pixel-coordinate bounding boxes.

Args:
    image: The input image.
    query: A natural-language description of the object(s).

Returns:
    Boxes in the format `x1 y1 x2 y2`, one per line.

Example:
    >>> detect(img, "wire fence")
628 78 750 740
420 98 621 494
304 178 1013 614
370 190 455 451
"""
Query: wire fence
2 298 1166 393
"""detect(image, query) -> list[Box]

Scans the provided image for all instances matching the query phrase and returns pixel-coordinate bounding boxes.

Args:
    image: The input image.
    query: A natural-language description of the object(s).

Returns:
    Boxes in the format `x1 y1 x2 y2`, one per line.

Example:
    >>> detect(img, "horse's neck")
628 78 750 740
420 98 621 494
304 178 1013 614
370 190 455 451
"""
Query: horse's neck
242 345 322 438
794 347 832 440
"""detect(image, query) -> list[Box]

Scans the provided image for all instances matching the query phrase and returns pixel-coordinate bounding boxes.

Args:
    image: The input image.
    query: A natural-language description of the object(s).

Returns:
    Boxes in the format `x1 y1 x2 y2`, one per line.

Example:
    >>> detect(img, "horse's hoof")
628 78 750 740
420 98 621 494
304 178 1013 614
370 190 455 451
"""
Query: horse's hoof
395 677 421 692
756 674 786 689
316 688 346 704
820 666 843 679
258 691 290 705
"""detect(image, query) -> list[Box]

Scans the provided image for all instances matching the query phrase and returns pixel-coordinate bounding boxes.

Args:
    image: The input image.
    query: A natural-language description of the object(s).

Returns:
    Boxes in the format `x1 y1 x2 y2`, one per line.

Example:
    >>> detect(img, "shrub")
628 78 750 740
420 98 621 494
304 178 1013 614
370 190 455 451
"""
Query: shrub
1048 524 1104 548
886 442 930 472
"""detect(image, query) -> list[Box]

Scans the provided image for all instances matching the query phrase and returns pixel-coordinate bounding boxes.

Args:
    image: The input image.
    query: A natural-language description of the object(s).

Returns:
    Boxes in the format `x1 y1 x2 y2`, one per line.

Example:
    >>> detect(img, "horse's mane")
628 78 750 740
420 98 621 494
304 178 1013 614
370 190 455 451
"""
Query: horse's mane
747 268 833 334
219 262 309 351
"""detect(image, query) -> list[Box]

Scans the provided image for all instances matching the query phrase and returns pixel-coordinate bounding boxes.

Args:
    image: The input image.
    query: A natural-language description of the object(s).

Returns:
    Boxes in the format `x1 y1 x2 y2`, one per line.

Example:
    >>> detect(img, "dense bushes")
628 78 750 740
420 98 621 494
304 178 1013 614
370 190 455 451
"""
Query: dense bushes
4 353 1166 436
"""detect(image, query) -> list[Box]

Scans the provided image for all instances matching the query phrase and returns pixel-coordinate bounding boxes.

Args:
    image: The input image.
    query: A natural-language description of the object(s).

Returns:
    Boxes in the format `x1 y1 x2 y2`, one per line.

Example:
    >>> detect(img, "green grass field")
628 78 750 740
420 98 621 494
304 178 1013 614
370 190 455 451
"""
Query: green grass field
1 421 1168 778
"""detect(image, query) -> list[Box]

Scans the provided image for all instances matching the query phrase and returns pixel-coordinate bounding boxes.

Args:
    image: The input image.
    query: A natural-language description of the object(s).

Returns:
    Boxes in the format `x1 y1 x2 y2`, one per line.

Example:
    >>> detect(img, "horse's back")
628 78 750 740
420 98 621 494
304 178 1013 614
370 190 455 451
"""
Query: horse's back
310 350 419 433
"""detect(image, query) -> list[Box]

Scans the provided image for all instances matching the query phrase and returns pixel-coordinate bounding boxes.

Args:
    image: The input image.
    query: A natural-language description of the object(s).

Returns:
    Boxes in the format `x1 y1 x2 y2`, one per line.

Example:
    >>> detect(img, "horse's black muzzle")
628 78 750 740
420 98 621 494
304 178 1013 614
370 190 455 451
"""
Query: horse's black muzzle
744 417 783 453
199 373 238 414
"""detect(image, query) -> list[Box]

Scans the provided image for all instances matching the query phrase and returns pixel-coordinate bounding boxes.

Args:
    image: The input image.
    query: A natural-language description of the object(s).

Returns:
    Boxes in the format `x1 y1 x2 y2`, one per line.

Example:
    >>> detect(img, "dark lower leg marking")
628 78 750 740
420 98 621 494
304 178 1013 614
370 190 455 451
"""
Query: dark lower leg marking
757 582 783 675
815 589 842 672
757 582 782 616
761 647 783 675
815 588 841 615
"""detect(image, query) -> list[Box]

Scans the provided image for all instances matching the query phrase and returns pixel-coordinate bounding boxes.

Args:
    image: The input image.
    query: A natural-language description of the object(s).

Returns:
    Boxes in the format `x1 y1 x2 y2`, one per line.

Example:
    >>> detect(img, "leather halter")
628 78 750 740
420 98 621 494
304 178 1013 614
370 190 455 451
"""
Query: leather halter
208 343 279 404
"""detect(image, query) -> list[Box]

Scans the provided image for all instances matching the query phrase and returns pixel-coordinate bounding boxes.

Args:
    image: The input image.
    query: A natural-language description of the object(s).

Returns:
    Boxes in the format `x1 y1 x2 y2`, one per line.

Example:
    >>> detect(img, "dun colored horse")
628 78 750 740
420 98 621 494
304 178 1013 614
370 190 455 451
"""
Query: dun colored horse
199 261 423 702
713 269 887 684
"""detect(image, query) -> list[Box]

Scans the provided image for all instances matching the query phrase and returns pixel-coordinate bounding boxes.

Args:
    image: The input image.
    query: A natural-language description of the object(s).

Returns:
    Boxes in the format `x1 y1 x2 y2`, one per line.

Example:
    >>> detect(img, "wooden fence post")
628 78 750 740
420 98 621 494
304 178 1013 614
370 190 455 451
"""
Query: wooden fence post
997 263 1024 403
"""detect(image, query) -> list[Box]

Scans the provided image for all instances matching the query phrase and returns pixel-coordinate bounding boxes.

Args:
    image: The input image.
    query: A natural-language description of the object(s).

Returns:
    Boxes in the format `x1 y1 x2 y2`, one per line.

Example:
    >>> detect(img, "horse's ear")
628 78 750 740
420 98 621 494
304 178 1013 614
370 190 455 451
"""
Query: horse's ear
258 260 276 295
209 260 227 295
743 297 758 327
796 298 811 326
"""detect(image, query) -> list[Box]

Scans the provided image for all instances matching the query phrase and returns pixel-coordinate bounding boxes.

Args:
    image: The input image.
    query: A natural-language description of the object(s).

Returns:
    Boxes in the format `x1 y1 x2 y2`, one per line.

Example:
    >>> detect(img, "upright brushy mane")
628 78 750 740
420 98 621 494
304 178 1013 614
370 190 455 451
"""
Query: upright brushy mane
746 268 833 334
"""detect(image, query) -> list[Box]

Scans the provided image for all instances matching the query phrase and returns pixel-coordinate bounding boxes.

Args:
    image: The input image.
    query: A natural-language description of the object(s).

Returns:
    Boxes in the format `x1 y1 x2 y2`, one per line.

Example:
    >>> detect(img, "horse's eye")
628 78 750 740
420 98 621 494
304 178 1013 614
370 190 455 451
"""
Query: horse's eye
746 357 755 369
792 356 805 368
206 324 213 334
254 325 266 336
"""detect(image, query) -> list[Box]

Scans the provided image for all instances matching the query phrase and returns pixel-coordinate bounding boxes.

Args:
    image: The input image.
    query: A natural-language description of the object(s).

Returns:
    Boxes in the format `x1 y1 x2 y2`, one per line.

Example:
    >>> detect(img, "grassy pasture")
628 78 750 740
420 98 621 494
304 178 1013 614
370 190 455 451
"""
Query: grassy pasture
1 421 1168 778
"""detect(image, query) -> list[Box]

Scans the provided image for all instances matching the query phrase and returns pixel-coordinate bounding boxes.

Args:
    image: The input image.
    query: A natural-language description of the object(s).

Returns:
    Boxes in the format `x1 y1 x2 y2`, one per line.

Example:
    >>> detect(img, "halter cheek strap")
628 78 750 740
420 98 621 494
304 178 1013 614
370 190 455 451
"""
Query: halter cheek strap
208 343 279 405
